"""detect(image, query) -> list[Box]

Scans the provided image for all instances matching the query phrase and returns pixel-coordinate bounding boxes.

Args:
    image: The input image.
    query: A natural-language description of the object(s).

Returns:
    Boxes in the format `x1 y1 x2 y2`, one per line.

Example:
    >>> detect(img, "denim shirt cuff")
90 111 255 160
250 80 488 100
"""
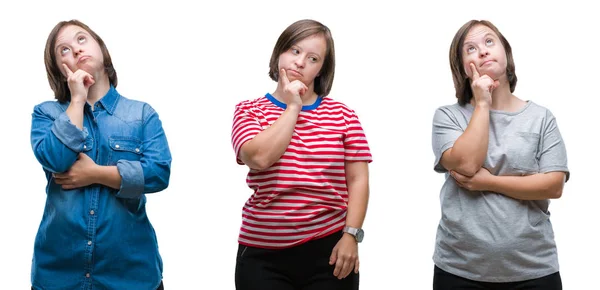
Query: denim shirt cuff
51 113 89 152
115 160 144 199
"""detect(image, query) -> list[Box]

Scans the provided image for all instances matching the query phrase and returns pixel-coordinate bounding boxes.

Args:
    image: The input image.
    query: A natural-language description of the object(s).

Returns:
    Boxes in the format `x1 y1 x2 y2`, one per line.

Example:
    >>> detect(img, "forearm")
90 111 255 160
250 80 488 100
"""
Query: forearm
31 108 88 173
345 179 369 229
447 103 490 175
344 162 369 228
65 101 85 129
240 104 301 170
486 172 565 200
94 165 121 190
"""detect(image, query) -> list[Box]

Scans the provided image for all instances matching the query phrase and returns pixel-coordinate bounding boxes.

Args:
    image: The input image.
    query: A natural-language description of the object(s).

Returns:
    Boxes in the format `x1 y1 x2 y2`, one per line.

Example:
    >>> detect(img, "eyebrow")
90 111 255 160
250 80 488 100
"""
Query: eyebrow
54 31 88 53
463 32 497 47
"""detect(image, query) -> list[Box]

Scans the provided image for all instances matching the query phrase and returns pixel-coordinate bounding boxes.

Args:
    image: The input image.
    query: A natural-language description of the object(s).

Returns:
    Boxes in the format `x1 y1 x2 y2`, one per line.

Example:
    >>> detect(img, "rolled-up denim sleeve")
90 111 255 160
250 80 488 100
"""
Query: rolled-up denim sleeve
31 103 89 173
115 105 171 199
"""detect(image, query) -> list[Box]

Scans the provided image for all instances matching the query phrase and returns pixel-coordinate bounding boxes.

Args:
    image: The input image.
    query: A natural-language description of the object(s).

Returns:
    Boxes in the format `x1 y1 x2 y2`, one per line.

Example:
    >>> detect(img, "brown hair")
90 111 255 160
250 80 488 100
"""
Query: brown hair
449 20 517 105
44 20 118 103
268 19 335 97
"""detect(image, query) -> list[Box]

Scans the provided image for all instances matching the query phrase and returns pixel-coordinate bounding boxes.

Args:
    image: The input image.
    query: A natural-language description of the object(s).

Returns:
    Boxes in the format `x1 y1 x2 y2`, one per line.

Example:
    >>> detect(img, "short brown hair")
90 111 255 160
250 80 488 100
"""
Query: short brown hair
44 20 118 103
449 20 517 105
268 19 335 97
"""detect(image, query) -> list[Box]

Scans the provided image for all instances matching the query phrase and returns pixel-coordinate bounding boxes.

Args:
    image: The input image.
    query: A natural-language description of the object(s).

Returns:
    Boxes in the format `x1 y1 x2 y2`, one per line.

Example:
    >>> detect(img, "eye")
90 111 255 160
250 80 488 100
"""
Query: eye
486 38 494 46
291 48 300 55
60 46 71 55
467 46 476 53
78 36 86 44
309 56 318 63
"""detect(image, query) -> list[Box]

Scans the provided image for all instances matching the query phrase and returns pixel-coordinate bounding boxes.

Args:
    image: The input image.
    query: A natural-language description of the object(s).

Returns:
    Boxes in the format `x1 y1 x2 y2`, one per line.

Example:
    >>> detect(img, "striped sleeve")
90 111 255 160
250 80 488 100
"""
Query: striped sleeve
344 109 372 162
232 101 263 165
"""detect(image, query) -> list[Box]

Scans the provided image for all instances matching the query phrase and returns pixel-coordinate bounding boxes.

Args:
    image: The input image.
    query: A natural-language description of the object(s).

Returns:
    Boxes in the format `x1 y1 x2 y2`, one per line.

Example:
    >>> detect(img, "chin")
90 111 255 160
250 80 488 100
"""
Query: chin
479 68 503 80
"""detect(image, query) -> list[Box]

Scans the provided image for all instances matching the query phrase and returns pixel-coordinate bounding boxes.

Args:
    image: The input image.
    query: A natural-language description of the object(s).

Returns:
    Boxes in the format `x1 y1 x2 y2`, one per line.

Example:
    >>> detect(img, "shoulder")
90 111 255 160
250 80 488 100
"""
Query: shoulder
319 97 357 116
117 94 151 109
233 96 273 117
433 102 466 120
114 94 159 122
435 102 463 113
524 101 555 118
33 100 67 116
235 96 269 108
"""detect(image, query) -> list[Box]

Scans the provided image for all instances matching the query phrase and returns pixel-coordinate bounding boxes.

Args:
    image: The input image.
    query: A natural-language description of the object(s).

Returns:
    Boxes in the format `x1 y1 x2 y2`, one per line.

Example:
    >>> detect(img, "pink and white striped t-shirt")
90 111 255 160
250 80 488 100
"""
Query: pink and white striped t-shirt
231 93 372 249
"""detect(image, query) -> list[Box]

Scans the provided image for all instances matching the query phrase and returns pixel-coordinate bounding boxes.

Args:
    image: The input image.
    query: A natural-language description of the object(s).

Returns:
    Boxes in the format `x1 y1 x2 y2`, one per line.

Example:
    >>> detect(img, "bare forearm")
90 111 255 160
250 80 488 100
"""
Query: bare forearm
240 104 301 170
65 101 85 130
94 165 122 190
446 103 490 176
487 172 565 200
345 162 369 228
345 179 369 228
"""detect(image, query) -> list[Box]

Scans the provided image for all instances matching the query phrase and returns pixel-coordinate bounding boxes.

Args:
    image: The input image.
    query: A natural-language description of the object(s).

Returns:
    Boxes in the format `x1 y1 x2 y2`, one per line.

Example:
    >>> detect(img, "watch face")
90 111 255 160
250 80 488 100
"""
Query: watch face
356 229 364 242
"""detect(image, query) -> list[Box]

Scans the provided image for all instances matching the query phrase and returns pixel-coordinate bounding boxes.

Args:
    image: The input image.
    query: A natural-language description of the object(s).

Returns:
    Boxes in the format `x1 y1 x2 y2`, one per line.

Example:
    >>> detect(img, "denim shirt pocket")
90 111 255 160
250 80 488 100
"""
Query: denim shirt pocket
108 136 143 165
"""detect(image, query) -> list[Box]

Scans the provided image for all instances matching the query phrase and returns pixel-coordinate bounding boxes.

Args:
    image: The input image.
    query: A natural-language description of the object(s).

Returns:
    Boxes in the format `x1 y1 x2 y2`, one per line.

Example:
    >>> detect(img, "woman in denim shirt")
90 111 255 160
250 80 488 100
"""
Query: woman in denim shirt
30 20 171 290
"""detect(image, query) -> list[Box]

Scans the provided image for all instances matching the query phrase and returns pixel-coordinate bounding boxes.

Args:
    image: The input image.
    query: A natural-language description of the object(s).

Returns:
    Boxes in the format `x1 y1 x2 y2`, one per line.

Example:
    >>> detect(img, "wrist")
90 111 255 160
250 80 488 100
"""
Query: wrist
286 103 302 113
483 174 498 192
342 232 357 242
342 225 364 243
474 101 490 110
92 164 103 183
70 98 87 106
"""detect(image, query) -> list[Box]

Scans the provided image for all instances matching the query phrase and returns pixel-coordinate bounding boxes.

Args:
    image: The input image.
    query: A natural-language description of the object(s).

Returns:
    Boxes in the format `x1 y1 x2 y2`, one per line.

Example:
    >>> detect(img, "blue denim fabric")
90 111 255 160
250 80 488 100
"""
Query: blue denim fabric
30 86 171 290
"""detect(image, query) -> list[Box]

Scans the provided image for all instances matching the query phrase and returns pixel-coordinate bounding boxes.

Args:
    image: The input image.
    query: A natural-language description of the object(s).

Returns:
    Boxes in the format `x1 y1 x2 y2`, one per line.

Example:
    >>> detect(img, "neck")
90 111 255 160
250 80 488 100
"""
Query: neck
489 82 514 110
470 79 525 112
86 75 111 106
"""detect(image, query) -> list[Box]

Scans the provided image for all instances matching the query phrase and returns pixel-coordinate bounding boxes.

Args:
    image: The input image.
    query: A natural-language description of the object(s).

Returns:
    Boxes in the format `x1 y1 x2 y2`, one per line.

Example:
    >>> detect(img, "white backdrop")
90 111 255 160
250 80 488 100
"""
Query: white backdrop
1 0 597 289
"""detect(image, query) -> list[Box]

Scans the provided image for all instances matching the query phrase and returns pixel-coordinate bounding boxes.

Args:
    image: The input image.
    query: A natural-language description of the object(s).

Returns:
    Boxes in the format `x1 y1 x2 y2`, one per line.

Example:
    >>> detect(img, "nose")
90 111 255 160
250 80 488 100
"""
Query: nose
294 55 305 68
72 45 83 57
479 46 490 58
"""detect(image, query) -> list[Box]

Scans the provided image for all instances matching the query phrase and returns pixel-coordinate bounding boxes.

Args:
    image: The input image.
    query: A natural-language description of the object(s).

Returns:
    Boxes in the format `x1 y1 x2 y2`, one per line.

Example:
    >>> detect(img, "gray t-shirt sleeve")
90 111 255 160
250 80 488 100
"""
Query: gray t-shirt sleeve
432 106 464 173
538 110 570 181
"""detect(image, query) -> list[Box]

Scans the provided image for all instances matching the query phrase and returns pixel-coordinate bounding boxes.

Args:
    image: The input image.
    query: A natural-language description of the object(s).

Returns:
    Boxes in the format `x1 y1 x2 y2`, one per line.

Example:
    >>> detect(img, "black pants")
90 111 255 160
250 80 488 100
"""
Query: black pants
433 266 562 290
31 280 163 290
235 231 359 290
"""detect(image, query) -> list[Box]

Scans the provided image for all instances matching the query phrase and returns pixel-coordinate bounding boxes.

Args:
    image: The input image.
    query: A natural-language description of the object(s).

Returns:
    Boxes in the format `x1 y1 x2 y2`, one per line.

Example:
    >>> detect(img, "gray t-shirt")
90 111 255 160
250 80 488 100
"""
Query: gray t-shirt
431 101 569 282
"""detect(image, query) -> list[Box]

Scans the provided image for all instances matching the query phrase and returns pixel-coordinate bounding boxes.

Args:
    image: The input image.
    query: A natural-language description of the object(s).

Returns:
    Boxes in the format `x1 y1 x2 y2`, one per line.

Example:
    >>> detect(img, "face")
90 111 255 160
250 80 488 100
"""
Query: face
278 34 327 89
462 25 507 80
54 25 104 77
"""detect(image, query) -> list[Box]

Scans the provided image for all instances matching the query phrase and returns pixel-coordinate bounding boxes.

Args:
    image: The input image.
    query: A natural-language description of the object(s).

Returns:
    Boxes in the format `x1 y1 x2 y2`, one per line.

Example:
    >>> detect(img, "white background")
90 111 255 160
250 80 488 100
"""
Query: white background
1 0 597 289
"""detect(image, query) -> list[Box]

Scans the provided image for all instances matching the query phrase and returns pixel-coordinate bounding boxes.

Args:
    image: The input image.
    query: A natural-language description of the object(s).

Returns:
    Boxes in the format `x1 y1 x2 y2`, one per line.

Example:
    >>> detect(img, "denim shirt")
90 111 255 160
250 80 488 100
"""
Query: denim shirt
30 86 171 290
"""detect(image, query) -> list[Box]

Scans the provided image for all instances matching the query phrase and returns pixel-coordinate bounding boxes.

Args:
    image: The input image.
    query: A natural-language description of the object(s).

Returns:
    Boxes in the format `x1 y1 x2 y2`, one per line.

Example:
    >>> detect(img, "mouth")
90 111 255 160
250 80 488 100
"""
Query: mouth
288 69 303 77
480 60 496 67
77 56 91 64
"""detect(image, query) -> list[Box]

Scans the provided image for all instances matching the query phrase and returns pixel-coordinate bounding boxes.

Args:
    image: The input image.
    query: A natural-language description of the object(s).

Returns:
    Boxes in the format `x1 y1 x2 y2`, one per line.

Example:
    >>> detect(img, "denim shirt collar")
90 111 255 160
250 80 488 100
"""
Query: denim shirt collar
96 85 120 115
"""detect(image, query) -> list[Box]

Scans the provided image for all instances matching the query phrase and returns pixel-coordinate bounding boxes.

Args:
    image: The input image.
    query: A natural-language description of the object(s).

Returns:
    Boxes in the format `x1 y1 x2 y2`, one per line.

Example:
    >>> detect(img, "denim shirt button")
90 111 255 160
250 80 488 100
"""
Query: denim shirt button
90 210 95 215
135 148 140 153
85 273 90 278
115 144 120 149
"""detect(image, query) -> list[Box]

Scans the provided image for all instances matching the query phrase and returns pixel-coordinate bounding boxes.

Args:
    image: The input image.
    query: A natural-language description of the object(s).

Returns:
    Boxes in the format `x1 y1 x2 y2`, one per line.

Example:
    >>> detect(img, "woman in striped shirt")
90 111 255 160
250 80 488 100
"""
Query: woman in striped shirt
231 19 372 290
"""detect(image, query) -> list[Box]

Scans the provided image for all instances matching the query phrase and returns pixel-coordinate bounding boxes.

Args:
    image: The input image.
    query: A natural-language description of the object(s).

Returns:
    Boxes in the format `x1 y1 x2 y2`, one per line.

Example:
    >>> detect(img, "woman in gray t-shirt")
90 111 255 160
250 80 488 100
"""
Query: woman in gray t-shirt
431 20 569 289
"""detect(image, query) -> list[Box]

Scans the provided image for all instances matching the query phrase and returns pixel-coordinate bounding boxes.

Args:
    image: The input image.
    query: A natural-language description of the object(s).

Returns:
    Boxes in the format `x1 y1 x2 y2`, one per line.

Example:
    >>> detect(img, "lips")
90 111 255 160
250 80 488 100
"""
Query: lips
480 60 496 67
77 56 91 64
288 69 303 77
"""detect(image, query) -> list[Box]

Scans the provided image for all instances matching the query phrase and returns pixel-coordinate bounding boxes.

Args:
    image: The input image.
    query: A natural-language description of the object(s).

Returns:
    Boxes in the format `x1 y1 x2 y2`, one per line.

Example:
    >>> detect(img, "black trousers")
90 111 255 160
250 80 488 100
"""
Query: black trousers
31 280 163 290
235 231 359 290
433 265 562 290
